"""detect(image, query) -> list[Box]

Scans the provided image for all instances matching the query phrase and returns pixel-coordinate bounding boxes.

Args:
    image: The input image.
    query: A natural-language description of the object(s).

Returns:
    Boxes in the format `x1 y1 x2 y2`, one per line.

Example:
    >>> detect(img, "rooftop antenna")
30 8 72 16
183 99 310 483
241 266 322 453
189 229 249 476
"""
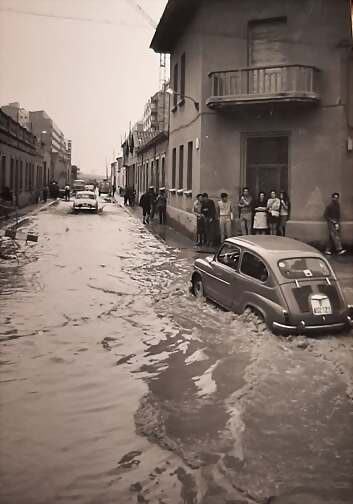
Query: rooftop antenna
125 0 167 89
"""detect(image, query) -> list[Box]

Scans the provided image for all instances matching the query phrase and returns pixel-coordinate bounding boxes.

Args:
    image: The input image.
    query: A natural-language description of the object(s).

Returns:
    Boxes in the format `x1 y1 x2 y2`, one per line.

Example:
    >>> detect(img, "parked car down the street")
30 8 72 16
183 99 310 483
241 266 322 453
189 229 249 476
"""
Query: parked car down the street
72 191 99 213
191 236 353 334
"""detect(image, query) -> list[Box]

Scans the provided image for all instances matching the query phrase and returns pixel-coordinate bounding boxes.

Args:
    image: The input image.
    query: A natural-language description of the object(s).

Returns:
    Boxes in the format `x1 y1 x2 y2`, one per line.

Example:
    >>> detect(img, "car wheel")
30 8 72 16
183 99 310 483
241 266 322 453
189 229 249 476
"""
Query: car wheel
192 276 205 299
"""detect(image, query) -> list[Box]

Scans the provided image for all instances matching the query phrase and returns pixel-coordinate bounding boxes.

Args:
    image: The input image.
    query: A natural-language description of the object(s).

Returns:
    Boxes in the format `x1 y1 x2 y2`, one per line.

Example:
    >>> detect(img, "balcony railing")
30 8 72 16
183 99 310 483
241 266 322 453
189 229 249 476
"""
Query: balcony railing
207 65 320 109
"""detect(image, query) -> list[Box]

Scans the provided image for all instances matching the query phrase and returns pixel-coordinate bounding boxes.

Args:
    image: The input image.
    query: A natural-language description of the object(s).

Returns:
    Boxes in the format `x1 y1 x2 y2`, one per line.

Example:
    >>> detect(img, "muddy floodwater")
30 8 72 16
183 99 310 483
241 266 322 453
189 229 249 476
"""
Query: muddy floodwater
0 200 352 504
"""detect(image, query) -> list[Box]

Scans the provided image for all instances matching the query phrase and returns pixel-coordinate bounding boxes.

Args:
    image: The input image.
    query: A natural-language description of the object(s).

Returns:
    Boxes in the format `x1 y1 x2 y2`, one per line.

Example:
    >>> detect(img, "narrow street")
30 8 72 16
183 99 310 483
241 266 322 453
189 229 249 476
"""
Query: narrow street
0 199 352 504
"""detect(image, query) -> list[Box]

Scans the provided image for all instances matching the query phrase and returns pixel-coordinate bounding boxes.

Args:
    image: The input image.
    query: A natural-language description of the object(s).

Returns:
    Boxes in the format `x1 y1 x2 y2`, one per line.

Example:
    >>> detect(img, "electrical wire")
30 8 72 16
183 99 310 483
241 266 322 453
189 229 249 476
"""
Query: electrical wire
0 6 152 29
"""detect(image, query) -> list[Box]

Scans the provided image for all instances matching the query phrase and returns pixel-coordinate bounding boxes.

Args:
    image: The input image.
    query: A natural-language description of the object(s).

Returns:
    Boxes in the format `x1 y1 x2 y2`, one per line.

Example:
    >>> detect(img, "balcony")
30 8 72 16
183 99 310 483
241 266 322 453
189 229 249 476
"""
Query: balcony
207 65 320 110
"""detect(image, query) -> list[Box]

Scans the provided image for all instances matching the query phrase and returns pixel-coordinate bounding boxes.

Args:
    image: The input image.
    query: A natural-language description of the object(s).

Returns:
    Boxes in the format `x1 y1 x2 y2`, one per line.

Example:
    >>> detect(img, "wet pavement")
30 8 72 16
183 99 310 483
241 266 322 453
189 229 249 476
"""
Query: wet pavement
0 199 352 504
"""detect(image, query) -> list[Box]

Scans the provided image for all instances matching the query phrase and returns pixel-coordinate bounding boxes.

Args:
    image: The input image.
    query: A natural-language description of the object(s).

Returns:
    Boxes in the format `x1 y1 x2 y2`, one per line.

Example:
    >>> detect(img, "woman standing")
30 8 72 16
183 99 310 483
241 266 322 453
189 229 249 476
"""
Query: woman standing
278 191 290 236
253 192 268 235
266 190 281 235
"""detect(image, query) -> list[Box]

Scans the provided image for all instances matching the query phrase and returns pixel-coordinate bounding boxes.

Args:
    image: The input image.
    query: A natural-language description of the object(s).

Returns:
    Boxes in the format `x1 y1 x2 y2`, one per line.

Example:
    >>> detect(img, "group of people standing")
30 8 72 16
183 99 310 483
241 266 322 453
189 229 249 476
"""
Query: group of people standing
193 188 290 247
238 187 290 237
139 187 167 225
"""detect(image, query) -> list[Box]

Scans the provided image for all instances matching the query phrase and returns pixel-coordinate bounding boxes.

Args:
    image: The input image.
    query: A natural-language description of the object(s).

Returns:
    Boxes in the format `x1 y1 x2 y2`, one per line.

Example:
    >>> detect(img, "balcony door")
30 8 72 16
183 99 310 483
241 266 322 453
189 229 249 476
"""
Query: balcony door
246 136 288 197
248 18 288 95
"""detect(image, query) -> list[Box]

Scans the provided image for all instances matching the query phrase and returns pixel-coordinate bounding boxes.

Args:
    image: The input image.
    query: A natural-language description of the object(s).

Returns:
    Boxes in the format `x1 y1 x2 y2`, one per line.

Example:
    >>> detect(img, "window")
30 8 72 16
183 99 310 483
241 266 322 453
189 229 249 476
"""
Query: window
155 158 159 191
241 252 268 282
277 257 330 279
15 159 19 193
161 157 165 187
172 148 176 188
217 243 241 270
178 145 184 189
180 53 186 100
187 141 193 190
43 161 47 185
10 158 14 190
145 161 149 190
19 160 23 191
173 63 178 108
151 161 154 187
0 155 6 192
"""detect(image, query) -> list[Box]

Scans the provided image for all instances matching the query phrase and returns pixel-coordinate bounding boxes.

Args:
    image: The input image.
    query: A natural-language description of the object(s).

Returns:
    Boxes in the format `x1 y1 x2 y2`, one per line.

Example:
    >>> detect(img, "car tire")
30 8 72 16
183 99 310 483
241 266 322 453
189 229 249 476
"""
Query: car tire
192 276 205 299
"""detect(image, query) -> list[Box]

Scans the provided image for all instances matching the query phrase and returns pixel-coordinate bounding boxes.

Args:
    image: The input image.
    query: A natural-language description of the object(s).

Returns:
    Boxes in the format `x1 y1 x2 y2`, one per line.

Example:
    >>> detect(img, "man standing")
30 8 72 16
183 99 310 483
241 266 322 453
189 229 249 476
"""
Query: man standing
324 192 346 255
193 193 204 246
139 187 153 224
156 188 167 225
238 187 253 235
42 185 48 203
201 193 217 246
64 184 70 202
217 192 233 243
149 187 157 221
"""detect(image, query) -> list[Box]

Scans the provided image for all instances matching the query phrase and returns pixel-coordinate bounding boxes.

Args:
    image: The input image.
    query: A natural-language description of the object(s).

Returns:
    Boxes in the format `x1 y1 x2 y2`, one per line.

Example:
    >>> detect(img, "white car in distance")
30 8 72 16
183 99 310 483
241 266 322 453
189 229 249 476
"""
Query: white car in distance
73 191 99 213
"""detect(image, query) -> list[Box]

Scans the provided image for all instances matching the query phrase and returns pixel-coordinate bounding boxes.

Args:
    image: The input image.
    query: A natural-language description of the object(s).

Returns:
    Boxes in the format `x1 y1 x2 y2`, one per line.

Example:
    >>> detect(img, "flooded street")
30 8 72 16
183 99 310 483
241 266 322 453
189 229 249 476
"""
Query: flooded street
0 200 352 504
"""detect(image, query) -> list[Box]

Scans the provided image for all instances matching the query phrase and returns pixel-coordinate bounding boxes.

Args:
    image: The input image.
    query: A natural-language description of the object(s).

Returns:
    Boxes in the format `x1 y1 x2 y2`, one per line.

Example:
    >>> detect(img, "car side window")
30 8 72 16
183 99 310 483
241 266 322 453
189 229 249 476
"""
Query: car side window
217 243 241 270
240 252 269 282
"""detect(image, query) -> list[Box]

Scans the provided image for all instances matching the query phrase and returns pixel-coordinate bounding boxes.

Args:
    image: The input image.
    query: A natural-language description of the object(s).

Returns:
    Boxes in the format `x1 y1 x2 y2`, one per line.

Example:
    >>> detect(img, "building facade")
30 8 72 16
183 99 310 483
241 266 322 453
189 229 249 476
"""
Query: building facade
143 89 170 132
151 0 353 244
0 110 45 212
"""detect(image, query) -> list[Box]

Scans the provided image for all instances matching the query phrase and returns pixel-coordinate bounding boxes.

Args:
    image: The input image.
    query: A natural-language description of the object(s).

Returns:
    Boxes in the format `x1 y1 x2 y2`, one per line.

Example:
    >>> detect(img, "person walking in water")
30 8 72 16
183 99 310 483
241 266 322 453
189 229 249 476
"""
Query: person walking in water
139 187 153 224
324 192 346 255
217 192 233 242
266 190 281 235
253 192 268 235
238 187 253 235
64 184 70 201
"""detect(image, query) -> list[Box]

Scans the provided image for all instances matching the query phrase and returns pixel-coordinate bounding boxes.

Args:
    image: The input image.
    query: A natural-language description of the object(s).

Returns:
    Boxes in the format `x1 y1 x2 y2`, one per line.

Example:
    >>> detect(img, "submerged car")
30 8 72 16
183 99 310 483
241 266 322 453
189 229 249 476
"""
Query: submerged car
72 191 98 213
191 236 353 334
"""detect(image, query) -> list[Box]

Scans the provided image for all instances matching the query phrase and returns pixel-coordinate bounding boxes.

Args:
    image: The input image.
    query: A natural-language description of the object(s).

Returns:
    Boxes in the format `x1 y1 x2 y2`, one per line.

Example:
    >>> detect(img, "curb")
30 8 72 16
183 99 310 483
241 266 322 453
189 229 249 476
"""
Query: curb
1 199 59 232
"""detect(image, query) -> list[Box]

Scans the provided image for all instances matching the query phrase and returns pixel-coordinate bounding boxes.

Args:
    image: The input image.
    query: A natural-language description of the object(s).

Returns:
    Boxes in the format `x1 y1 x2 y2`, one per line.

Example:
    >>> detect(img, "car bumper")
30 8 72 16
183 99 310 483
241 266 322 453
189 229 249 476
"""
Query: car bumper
74 206 97 210
273 317 353 334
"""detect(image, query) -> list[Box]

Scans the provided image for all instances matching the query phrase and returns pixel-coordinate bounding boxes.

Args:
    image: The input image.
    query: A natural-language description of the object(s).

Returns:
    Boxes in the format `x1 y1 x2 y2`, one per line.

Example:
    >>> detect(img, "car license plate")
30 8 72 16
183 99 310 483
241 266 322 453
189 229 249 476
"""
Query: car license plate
311 295 332 315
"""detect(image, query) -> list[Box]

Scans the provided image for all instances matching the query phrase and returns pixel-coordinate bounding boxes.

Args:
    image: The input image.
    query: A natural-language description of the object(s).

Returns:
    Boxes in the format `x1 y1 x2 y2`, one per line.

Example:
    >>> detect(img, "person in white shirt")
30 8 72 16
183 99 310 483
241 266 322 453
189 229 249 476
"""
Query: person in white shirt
266 190 281 235
217 192 233 243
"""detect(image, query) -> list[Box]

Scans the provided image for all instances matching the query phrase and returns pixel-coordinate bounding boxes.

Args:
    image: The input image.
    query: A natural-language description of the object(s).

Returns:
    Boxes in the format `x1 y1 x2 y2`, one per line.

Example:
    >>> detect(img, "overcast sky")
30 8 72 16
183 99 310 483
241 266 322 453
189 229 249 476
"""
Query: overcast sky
0 0 167 175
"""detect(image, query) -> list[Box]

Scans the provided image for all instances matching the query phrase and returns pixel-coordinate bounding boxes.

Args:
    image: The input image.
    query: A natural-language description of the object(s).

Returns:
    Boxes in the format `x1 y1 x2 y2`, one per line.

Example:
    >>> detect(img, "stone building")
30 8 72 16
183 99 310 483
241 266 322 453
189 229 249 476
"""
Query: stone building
0 110 45 211
150 0 353 244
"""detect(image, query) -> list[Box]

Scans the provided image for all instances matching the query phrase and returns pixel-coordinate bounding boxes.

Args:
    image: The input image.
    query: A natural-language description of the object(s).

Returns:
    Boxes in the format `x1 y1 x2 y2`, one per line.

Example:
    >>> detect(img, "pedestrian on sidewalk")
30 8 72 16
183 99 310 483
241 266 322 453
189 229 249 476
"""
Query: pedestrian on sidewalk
139 187 153 224
112 184 116 197
238 187 253 235
149 187 157 221
156 188 167 225
43 185 48 203
193 193 205 246
64 184 70 201
217 192 233 243
201 193 217 247
253 192 268 235
278 191 290 236
324 192 346 255
267 190 281 235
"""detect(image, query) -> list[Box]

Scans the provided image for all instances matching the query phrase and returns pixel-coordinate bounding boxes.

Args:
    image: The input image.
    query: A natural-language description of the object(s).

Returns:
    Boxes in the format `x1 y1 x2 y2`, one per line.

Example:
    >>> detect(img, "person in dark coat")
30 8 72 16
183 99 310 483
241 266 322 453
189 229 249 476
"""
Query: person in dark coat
139 188 153 224
324 192 346 255
201 193 217 246
42 186 48 203
156 188 167 225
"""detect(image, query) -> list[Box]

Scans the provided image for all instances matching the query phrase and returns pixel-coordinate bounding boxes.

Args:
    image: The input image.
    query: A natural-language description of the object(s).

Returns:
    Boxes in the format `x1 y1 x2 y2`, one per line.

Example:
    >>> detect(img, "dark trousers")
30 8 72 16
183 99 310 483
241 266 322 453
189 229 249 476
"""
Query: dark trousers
159 207 167 225
142 207 150 223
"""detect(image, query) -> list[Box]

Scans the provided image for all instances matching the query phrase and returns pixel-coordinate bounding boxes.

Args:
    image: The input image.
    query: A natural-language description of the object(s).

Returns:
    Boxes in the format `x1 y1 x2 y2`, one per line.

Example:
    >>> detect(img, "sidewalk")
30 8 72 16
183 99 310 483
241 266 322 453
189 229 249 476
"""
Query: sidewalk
114 194 194 250
0 199 59 230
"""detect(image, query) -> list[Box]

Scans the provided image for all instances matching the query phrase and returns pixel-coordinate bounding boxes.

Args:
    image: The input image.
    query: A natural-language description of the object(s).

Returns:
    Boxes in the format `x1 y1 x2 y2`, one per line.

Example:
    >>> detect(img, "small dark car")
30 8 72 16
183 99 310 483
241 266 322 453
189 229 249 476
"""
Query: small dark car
191 236 353 334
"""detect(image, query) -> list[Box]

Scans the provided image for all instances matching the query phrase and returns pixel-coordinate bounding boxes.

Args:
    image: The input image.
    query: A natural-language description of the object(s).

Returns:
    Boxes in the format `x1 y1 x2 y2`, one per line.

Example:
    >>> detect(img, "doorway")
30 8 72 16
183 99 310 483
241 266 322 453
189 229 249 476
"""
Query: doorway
246 135 288 196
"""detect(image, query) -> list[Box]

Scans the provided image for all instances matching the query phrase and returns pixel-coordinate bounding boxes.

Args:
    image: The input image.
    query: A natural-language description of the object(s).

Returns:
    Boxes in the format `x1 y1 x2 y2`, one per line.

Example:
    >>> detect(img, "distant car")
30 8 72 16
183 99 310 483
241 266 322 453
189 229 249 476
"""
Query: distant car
191 236 353 334
72 191 98 213
85 184 95 192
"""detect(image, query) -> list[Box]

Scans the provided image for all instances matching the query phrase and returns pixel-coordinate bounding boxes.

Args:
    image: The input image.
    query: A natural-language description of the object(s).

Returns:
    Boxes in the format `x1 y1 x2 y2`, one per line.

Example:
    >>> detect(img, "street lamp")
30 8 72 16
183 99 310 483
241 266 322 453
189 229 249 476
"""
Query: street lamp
166 87 200 111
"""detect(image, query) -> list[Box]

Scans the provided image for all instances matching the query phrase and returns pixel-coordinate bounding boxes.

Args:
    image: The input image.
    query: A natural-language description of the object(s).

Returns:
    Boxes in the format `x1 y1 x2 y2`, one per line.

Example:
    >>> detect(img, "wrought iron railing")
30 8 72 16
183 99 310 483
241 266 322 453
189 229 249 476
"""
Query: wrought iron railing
208 65 320 101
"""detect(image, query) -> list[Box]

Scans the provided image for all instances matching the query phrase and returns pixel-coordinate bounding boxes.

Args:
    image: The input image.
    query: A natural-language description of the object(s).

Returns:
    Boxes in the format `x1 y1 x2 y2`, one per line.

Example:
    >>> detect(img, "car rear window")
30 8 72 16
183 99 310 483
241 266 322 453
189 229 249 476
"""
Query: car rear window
76 193 95 200
278 257 330 279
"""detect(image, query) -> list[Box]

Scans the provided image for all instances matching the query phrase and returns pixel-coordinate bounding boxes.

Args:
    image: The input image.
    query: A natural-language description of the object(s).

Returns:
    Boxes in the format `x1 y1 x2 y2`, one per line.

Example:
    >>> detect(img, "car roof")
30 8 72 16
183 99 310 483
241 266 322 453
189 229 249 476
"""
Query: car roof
225 236 322 258
75 191 96 195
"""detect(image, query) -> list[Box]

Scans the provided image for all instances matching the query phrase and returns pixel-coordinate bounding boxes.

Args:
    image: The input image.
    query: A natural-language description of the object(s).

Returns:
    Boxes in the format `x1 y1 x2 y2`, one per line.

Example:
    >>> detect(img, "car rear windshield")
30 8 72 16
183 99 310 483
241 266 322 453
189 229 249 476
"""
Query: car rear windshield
76 194 95 200
277 257 330 279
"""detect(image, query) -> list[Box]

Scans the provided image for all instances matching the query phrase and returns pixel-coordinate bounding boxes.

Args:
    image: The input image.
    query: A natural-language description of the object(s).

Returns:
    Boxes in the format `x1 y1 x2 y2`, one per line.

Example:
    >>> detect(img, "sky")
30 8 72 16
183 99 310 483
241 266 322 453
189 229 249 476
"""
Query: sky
0 0 168 175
